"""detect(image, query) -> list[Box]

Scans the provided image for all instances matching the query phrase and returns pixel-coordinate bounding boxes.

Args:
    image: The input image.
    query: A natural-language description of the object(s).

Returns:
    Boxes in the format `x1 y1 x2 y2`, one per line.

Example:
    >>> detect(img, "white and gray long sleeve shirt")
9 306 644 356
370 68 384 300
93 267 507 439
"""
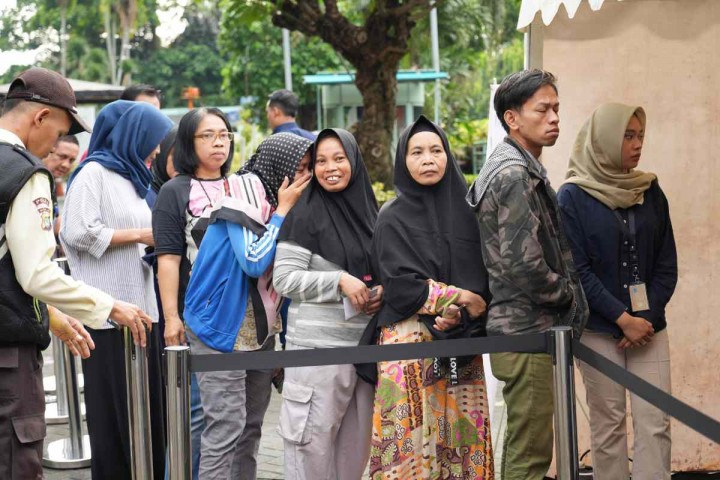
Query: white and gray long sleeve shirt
273 241 370 348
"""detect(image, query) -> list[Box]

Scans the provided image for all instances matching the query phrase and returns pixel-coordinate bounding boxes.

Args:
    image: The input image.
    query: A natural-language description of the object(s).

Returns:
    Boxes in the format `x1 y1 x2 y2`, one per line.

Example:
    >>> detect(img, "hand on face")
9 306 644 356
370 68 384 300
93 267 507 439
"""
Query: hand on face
406 131 447 186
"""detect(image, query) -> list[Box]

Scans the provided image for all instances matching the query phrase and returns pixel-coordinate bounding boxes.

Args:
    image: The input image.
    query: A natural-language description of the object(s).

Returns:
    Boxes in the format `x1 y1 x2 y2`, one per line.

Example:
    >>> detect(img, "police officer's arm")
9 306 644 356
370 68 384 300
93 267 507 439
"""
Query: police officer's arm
5 173 114 328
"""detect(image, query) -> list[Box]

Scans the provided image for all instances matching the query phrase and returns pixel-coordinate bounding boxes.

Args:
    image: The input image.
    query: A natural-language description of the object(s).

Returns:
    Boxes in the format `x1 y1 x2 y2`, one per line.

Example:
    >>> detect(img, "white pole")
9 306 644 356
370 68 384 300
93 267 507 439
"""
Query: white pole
282 29 293 91
430 8 441 124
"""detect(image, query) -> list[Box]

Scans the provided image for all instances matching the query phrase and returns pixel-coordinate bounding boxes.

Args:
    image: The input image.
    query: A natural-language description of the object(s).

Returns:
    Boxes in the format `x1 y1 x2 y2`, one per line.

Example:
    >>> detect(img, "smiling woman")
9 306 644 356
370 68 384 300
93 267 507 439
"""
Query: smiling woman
273 128 379 480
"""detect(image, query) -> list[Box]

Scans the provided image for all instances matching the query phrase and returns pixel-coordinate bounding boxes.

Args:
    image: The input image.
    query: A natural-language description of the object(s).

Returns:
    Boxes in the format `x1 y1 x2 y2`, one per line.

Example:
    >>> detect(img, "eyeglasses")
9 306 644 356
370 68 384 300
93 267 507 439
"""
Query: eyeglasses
194 131 234 143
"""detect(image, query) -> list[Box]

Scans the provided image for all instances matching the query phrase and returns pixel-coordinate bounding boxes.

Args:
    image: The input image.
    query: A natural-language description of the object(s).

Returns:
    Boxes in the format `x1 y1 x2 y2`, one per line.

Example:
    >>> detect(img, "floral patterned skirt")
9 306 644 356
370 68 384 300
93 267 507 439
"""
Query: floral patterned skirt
369 317 494 480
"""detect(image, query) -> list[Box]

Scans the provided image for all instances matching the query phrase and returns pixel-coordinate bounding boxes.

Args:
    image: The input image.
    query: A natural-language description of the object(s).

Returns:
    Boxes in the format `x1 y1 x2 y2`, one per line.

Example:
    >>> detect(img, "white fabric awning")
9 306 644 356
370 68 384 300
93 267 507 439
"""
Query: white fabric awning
517 0 617 30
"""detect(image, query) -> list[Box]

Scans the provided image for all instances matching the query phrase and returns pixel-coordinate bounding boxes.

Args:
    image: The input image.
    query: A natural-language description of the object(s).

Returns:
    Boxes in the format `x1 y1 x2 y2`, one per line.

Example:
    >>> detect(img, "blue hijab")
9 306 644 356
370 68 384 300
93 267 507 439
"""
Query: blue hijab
68 100 173 199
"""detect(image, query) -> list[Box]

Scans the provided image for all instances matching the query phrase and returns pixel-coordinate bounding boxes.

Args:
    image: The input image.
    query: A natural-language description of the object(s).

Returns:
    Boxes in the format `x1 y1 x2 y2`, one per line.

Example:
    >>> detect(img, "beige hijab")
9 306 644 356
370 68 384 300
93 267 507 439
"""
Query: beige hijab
565 103 657 210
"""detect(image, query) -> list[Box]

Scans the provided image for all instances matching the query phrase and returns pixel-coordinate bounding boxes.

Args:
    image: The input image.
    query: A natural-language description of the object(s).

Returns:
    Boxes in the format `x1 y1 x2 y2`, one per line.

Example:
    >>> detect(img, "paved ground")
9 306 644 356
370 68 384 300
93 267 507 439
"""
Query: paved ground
42 343 506 479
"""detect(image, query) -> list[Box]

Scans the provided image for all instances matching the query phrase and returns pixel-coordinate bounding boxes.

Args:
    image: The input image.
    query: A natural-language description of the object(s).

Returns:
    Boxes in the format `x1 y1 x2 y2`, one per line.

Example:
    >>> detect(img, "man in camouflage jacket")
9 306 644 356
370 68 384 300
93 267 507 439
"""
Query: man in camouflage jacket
467 70 588 480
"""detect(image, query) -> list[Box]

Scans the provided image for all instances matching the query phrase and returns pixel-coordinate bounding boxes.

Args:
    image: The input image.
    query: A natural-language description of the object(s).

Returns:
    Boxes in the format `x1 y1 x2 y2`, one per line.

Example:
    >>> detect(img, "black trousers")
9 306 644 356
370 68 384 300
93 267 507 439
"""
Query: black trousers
0 344 45 480
82 327 165 480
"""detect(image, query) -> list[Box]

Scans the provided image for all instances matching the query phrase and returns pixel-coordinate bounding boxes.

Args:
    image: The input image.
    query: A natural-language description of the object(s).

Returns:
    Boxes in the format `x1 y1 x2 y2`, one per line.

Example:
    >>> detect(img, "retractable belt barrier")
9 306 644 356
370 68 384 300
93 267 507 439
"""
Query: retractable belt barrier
190 332 549 372
573 340 720 445
165 327 720 480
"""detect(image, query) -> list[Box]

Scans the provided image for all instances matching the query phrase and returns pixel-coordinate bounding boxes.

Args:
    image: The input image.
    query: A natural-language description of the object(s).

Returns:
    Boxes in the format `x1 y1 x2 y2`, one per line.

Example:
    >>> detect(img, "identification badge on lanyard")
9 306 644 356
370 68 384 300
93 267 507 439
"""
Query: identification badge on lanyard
629 282 650 312
614 209 650 312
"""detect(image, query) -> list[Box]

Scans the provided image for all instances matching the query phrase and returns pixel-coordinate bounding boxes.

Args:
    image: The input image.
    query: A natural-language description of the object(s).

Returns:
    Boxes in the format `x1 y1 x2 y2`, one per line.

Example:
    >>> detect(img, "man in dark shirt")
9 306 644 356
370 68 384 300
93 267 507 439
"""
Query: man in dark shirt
266 89 315 141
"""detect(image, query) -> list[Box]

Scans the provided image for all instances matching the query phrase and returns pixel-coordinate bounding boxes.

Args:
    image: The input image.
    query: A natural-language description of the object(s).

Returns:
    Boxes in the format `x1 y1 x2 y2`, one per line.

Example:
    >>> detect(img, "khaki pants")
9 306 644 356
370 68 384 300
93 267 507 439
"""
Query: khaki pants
577 329 671 480
279 342 373 480
490 352 554 480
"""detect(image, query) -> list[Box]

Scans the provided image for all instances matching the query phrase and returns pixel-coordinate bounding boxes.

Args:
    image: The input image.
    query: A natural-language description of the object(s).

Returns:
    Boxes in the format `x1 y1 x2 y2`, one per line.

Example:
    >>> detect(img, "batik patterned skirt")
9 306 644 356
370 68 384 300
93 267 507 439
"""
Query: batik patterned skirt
369 317 494 480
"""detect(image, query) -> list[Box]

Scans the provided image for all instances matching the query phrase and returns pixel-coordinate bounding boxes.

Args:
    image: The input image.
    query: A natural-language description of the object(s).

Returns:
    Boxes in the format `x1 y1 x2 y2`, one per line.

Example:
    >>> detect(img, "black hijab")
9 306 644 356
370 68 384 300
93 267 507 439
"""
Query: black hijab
372 115 490 327
239 132 313 207
279 129 379 282
150 127 178 194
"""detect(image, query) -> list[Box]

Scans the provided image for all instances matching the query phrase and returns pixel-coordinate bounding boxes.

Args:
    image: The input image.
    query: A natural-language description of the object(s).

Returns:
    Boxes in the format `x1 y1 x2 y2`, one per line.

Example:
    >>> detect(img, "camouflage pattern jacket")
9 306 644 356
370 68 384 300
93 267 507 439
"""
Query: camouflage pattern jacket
467 137 588 337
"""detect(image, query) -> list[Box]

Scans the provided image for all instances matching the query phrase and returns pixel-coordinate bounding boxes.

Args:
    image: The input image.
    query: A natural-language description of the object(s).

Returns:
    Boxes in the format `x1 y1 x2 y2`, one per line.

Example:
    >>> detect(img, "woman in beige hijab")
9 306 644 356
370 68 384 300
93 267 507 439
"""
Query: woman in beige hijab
558 103 677 480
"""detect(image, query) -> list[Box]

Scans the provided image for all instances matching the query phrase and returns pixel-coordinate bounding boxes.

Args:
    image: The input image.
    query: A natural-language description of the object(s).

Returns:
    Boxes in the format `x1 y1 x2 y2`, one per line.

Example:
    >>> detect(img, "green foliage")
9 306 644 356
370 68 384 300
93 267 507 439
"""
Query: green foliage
218 6 345 126
464 173 477 187
372 182 396 206
230 109 268 172
0 0 160 84
415 0 524 152
134 5 232 109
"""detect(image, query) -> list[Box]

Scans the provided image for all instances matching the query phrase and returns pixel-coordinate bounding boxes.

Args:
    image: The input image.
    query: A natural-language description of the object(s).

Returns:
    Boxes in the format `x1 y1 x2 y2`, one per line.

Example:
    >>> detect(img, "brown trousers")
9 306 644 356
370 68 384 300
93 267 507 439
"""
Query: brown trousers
0 344 46 480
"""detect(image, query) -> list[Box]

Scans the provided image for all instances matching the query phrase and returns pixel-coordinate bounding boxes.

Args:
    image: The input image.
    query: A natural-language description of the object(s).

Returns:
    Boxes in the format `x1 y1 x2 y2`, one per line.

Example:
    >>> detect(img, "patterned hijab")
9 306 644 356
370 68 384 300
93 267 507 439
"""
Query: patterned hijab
239 133 313 208
565 103 657 210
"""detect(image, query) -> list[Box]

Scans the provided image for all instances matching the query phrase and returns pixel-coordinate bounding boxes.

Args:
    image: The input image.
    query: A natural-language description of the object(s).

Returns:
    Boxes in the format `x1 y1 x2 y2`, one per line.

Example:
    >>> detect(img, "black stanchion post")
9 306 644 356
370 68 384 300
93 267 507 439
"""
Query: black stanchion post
551 326 579 480
124 326 154 479
165 346 191 480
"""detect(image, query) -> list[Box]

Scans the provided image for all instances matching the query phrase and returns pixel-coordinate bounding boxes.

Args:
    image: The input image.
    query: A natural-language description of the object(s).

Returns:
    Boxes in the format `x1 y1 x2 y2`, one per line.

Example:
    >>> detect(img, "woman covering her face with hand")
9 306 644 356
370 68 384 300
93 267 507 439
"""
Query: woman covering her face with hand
367 115 494 479
273 128 380 479
558 103 677 480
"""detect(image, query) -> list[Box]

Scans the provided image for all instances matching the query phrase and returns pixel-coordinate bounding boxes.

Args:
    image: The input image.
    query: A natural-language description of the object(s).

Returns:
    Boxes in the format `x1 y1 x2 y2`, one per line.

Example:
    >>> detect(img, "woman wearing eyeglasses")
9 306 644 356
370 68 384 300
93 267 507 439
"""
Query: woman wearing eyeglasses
152 108 234 480
184 133 312 478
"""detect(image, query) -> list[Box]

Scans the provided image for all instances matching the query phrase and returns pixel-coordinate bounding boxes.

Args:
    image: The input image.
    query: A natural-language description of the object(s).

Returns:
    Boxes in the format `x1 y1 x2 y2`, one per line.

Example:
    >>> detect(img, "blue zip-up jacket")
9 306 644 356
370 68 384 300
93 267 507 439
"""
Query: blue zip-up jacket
184 213 285 352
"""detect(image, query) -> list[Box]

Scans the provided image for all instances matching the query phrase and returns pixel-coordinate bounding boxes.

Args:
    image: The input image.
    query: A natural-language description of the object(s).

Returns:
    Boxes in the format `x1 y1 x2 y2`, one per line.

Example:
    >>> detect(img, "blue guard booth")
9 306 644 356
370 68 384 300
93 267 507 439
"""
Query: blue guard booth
304 70 449 143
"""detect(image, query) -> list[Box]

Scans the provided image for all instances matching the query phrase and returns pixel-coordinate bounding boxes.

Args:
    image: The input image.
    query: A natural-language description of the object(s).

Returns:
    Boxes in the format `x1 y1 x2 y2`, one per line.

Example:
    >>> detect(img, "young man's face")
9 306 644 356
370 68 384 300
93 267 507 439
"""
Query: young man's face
44 139 79 178
505 84 560 154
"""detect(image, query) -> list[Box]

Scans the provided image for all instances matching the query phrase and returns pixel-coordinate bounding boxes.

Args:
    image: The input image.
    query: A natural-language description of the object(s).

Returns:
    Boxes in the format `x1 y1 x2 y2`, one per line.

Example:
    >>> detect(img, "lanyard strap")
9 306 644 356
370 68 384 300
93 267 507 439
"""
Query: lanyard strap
612 209 641 282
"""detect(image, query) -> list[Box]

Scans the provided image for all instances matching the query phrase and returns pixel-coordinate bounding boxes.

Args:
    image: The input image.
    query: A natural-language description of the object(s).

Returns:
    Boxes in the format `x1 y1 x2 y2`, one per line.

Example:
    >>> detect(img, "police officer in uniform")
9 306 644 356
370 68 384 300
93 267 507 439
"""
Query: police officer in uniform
0 67 154 479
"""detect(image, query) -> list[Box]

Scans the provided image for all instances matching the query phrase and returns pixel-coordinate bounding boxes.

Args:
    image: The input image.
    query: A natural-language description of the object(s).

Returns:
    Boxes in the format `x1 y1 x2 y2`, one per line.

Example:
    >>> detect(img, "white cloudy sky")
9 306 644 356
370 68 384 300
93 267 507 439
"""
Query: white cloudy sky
0 0 189 76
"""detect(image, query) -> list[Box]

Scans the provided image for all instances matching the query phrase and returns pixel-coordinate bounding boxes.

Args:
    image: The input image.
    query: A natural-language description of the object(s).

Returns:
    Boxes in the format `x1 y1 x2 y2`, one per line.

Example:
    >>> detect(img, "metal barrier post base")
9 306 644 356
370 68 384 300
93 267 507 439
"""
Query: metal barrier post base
42 435 91 469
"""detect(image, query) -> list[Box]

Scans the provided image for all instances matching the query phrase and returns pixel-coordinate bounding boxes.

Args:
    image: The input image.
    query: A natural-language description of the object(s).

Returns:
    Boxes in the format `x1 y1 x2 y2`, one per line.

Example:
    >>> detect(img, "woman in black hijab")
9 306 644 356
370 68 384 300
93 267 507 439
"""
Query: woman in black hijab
273 128 380 479
149 126 178 196
368 116 494 479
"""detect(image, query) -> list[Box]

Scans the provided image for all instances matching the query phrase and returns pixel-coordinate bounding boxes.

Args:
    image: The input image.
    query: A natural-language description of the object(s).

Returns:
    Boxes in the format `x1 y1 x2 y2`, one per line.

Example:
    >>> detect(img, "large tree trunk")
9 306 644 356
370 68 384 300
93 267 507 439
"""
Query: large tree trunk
354 62 397 184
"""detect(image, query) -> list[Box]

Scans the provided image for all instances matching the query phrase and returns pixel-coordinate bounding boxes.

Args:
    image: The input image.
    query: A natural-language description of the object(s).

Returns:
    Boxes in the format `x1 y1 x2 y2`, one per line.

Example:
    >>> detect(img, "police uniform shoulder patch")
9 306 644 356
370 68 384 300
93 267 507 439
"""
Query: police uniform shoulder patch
32 197 53 231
